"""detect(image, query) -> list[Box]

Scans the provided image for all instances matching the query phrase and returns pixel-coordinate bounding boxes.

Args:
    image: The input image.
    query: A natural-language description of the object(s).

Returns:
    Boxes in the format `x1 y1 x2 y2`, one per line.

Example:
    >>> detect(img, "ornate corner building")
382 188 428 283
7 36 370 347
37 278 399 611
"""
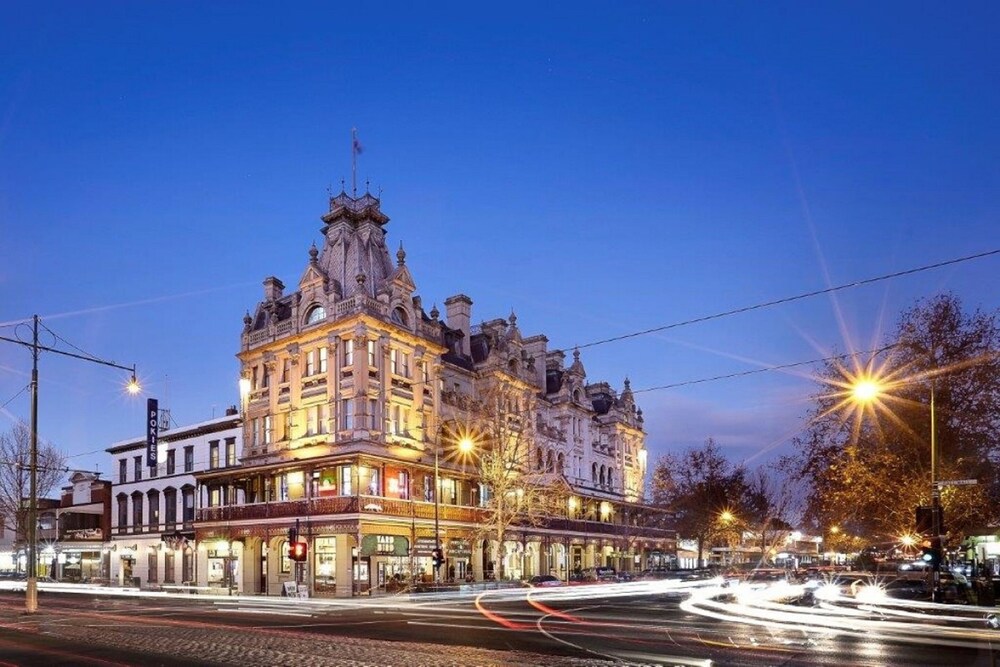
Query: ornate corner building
195 190 675 596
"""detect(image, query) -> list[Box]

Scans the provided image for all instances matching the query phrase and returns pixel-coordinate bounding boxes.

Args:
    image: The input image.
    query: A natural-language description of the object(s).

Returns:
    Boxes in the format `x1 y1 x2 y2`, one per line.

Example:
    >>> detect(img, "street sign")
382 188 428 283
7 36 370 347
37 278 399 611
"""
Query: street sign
939 479 978 487
145 398 159 467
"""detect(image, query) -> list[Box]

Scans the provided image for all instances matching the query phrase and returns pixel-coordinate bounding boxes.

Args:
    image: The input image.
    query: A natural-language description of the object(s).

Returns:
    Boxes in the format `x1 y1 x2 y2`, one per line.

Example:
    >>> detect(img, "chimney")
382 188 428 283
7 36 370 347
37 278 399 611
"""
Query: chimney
263 276 285 302
444 294 473 356
225 405 239 416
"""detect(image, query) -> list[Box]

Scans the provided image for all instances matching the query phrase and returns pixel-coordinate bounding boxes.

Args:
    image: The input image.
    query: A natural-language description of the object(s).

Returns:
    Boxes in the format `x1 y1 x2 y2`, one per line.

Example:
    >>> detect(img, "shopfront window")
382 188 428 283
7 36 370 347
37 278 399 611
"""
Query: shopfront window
315 537 336 594
278 540 291 574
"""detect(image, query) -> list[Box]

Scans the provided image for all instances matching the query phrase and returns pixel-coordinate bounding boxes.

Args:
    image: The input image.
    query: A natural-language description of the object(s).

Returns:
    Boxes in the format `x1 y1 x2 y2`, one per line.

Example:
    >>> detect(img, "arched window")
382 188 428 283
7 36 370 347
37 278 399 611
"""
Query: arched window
305 305 326 325
131 491 144 530
391 307 408 326
546 450 554 472
599 465 606 487
592 463 598 484
606 469 614 490
557 452 565 473
147 489 160 530
116 494 128 530
537 448 544 471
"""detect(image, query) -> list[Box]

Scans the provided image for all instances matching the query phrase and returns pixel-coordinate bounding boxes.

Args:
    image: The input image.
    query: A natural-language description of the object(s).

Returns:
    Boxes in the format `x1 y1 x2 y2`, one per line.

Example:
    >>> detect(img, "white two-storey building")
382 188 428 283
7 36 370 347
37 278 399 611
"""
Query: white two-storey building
107 410 243 591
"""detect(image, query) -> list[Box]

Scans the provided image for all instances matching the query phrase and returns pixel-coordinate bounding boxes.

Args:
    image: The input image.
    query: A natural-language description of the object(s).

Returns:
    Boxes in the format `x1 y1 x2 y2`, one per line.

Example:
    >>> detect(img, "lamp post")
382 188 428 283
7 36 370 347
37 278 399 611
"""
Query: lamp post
851 375 943 601
0 315 139 613
432 424 474 584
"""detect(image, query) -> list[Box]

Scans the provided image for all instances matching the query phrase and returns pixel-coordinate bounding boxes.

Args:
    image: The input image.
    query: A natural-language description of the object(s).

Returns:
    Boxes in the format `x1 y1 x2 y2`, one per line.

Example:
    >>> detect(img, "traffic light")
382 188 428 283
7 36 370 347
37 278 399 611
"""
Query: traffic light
920 538 943 568
288 540 308 562
432 548 444 568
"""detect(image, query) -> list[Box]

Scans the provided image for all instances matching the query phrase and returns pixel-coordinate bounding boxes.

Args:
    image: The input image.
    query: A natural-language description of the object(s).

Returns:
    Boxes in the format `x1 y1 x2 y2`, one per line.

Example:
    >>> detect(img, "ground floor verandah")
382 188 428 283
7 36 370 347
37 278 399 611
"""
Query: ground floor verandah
193 515 675 597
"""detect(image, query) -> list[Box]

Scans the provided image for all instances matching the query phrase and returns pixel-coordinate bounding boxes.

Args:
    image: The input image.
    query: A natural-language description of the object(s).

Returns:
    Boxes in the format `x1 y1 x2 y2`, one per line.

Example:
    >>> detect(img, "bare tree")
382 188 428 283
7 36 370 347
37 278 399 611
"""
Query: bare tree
740 467 794 566
650 438 748 568
452 380 558 580
0 421 66 543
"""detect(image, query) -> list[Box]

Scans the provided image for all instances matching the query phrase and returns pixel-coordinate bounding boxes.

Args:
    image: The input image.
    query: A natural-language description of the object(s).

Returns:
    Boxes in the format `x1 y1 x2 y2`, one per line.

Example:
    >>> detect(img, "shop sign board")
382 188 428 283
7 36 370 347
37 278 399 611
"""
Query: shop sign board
360 535 409 557
413 537 438 556
448 538 472 557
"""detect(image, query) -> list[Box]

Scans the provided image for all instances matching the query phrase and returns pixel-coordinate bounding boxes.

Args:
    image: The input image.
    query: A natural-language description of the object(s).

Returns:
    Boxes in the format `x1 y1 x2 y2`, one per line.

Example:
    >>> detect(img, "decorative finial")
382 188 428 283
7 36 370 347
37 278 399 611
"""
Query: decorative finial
573 348 580 361
430 304 439 320
309 242 318 262
397 242 406 266
624 377 631 390
509 310 517 326
365 178 370 193
243 310 252 327
340 177 346 193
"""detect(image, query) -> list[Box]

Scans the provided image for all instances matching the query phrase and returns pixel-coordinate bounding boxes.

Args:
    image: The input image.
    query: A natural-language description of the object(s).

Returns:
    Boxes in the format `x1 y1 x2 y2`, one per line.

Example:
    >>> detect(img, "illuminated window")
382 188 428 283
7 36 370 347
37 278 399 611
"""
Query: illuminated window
318 347 327 373
368 340 377 366
306 305 326 325
343 339 354 366
339 465 352 495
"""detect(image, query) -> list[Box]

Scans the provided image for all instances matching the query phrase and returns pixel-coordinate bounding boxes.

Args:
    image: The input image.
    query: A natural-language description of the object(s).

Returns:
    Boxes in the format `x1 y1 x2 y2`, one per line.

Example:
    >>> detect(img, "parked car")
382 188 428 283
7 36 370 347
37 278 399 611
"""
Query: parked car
579 567 618 582
527 575 563 588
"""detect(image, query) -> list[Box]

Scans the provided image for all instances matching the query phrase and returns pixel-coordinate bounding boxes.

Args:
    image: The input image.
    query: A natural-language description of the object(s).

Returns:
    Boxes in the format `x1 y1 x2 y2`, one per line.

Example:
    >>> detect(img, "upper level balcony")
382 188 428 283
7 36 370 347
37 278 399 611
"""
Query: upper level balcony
195 495 675 542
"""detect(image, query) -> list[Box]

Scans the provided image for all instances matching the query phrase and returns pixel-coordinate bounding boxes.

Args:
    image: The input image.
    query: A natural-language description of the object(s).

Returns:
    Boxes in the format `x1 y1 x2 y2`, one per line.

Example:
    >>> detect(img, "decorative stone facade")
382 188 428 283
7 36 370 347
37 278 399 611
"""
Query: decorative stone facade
195 190 674 596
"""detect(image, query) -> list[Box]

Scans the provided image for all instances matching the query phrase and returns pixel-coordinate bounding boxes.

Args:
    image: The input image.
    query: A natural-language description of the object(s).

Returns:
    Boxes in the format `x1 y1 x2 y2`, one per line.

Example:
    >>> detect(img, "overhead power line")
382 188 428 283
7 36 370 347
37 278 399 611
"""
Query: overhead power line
633 345 894 394
571 247 1000 352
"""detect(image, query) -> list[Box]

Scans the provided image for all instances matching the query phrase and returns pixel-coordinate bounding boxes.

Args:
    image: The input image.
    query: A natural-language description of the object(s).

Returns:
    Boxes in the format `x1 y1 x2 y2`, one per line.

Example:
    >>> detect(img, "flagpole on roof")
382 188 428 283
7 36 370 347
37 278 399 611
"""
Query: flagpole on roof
352 127 364 196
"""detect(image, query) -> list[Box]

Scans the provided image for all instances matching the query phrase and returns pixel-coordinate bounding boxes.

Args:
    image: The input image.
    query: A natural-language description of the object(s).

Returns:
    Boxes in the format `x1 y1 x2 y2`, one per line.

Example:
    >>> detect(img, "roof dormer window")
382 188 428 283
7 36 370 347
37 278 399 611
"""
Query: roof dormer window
306 305 326 325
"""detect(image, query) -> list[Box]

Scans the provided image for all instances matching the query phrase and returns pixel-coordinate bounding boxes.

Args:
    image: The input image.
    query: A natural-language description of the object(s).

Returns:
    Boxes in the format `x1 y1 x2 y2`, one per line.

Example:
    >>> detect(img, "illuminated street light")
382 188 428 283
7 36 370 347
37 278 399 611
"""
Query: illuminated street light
850 373 943 602
433 424 477 584
851 378 882 402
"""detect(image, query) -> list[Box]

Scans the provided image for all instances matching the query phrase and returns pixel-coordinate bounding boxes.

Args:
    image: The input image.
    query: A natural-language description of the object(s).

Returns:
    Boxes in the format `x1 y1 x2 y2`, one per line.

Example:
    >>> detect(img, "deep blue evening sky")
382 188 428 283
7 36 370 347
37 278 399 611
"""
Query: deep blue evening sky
1 2 998 482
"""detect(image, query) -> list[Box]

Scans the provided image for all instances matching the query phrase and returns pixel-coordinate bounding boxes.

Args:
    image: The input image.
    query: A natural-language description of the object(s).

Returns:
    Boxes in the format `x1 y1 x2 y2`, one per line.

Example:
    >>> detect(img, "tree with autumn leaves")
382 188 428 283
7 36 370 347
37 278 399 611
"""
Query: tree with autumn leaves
791 294 1000 544
650 439 793 567
652 294 999 559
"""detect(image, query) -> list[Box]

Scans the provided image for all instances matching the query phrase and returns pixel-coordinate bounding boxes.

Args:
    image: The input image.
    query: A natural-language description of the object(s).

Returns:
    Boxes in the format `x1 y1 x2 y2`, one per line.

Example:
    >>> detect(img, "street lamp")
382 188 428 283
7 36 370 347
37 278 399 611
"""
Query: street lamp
851 375 943 601
432 425 475 583
0 315 139 613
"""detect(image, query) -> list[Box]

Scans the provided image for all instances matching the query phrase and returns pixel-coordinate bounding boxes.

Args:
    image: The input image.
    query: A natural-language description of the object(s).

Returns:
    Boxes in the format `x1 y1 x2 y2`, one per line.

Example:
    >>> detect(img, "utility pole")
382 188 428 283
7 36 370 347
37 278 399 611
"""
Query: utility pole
0 315 139 613
26 316 39 613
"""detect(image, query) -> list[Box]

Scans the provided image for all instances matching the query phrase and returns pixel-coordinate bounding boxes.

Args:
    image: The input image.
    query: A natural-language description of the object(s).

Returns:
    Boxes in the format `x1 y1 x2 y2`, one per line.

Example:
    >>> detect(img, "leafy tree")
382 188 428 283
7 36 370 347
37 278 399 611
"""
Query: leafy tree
0 421 66 545
794 294 1000 543
650 438 748 567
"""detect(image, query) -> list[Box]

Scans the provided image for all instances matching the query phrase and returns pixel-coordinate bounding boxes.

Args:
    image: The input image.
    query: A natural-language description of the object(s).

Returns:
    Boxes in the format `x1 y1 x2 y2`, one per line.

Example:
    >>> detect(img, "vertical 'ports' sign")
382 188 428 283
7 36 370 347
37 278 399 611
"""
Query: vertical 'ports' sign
146 398 159 467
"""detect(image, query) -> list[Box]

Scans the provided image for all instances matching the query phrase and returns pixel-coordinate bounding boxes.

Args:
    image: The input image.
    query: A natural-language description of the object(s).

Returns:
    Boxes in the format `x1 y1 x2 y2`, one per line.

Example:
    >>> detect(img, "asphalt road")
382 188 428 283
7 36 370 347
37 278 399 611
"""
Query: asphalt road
1 581 999 666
